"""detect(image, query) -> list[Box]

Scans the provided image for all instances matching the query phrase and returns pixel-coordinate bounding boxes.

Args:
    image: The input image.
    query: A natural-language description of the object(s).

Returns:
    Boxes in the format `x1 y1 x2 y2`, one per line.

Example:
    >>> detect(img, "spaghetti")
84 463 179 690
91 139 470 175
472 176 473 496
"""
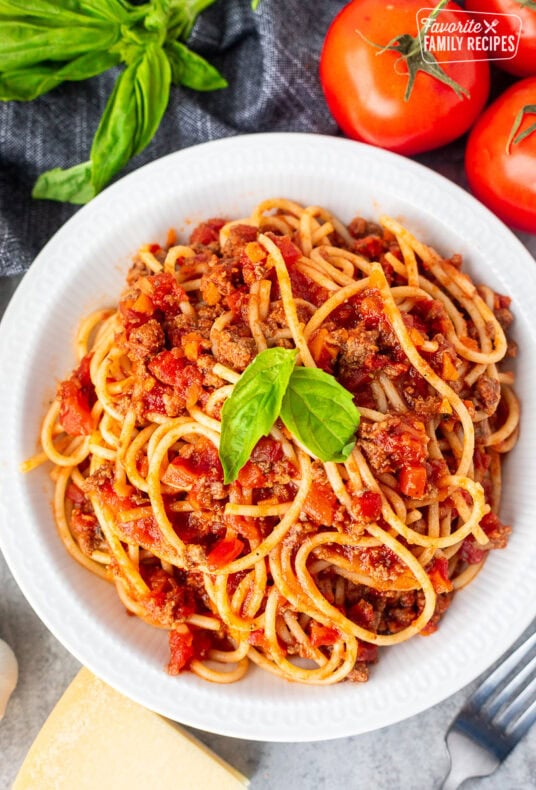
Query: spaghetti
24 199 519 685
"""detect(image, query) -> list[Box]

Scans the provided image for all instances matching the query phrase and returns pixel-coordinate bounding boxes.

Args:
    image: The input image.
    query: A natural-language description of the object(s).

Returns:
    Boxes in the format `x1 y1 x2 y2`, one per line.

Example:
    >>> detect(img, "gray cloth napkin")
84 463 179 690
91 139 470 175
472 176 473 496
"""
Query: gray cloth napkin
0 0 341 276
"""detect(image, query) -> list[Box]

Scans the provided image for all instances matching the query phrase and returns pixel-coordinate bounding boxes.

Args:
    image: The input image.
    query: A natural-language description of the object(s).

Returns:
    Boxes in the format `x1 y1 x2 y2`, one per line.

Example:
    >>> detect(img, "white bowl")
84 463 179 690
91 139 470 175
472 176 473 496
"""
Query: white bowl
1 133 535 741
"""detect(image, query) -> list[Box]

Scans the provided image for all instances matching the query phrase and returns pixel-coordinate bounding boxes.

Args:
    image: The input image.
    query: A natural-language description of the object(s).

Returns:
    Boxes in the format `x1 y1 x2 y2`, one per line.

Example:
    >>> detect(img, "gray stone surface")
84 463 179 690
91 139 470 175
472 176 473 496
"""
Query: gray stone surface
1 158 536 789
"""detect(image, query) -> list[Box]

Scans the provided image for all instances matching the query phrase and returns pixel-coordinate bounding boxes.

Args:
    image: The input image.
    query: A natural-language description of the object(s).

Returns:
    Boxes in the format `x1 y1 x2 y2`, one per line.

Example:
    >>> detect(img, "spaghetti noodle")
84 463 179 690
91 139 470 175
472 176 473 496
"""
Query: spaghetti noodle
24 199 519 685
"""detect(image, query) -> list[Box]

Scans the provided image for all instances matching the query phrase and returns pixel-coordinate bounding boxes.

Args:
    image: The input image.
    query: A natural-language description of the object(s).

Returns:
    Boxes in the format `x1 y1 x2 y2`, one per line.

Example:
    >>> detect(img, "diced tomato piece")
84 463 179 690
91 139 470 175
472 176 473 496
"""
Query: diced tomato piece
352 491 382 521
163 439 223 488
57 354 96 436
265 232 301 266
348 599 376 629
207 537 244 568
167 627 194 674
66 482 85 504
459 536 487 565
97 481 137 518
399 465 427 498
192 630 213 660
303 483 337 526
357 291 383 329
248 629 269 649
353 235 387 261
251 437 283 465
189 218 226 246
309 622 339 647
140 565 196 620
142 381 168 415
480 512 503 536
148 349 186 385
237 438 284 487
58 380 94 436
162 458 200 489
289 265 327 306
225 224 259 255
225 288 250 321
70 510 100 554
76 354 93 390
147 273 187 317
427 555 453 594
148 352 202 407
237 461 266 488
121 515 163 549
357 640 378 663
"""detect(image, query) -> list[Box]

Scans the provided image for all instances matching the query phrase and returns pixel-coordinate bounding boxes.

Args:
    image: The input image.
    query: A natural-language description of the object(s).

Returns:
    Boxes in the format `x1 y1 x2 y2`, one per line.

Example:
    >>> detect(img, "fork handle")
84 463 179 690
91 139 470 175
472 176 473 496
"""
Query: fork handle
441 730 499 790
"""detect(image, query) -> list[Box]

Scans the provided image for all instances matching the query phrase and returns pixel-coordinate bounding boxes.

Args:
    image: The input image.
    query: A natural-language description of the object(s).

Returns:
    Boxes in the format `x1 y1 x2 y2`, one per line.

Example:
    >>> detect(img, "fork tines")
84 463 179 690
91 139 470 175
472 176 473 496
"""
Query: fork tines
456 630 536 760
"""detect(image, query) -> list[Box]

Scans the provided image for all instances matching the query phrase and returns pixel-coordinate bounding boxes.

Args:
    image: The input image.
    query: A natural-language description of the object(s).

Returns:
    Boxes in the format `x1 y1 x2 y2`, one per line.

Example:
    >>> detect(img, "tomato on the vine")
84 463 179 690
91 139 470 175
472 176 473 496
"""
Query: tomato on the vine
466 0 536 77
465 77 536 233
320 0 490 155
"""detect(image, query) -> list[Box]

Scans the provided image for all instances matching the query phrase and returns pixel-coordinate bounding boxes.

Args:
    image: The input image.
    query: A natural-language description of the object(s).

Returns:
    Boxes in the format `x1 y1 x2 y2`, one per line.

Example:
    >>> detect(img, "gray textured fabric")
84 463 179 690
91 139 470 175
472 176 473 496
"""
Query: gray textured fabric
0 0 342 276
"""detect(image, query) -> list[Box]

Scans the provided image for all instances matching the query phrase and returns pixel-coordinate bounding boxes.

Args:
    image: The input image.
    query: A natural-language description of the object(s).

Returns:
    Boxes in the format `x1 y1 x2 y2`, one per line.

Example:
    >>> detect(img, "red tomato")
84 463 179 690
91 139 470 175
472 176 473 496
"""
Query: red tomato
466 0 536 76
465 77 536 233
320 0 490 155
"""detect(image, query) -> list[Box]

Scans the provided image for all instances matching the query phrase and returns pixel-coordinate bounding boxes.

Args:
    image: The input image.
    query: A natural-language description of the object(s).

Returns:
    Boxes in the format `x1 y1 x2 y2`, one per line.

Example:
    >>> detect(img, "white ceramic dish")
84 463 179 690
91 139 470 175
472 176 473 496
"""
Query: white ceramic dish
1 133 535 742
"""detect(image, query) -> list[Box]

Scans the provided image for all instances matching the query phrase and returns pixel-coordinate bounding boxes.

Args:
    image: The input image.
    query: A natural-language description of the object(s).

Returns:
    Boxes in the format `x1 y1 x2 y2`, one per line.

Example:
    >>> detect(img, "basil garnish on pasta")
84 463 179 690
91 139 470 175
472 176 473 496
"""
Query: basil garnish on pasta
219 348 297 484
280 366 360 463
219 348 361 482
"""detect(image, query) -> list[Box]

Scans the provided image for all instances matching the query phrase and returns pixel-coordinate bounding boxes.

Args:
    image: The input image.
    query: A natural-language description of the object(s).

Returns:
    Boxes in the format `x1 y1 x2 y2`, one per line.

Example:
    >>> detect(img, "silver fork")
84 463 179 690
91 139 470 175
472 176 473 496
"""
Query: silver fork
441 629 536 789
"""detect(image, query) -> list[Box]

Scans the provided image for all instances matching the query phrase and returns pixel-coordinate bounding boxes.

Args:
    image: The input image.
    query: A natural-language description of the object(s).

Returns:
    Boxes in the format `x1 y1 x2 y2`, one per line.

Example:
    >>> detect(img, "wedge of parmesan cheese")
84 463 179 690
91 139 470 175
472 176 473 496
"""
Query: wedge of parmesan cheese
14 668 249 790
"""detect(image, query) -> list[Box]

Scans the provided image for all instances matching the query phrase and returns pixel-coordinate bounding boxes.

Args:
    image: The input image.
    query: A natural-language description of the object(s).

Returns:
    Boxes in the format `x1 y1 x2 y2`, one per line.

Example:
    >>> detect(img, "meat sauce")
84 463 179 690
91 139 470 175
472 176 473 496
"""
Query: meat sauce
57 215 513 679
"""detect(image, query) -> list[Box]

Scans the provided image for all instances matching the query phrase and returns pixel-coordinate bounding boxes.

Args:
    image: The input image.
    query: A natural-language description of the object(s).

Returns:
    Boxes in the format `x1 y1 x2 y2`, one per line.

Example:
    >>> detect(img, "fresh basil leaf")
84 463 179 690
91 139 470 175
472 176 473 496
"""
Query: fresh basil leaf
219 348 298 484
0 23 120 71
89 62 139 194
32 160 95 204
165 40 226 90
0 0 106 24
0 51 120 101
280 367 360 463
90 43 171 193
75 0 136 25
132 42 171 155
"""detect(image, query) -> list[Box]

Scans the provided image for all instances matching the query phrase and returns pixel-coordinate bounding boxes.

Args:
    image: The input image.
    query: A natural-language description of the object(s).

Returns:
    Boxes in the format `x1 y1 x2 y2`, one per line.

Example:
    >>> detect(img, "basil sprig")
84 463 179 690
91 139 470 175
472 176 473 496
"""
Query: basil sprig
219 348 361 484
220 348 298 485
0 0 228 203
